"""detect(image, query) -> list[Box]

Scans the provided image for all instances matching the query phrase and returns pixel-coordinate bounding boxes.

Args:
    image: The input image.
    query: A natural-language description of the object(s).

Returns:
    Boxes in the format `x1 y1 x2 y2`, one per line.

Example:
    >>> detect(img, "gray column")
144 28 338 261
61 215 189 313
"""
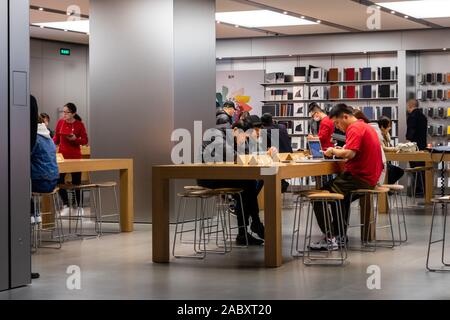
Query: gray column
90 0 216 222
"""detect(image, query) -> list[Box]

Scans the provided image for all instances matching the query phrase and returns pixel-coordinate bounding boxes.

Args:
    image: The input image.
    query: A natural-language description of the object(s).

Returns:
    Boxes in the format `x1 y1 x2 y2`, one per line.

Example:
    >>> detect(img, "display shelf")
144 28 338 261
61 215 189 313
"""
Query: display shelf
262 98 398 103
261 80 398 87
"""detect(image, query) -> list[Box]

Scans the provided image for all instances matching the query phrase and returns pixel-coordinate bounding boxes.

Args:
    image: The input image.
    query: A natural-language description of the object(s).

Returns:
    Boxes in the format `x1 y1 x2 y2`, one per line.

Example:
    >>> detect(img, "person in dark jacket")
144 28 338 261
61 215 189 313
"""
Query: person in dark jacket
406 99 428 195
216 101 236 128
261 113 292 153
198 120 265 245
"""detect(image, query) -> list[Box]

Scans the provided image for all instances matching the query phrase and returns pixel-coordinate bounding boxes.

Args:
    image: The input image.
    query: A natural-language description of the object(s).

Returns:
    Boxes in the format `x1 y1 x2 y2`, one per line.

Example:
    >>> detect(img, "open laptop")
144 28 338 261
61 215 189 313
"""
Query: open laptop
295 139 342 163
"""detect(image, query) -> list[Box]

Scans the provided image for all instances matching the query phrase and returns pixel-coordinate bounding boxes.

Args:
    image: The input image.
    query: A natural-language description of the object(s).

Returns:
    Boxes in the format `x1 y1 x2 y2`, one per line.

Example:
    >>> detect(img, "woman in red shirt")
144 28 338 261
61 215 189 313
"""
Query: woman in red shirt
54 103 88 211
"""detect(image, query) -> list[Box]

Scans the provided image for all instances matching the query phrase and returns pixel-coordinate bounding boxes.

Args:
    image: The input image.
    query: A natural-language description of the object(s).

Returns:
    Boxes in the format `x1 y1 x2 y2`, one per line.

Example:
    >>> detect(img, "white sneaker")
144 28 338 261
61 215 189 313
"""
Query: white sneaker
35 216 42 224
31 216 35 224
60 206 70 216
308 237 339 251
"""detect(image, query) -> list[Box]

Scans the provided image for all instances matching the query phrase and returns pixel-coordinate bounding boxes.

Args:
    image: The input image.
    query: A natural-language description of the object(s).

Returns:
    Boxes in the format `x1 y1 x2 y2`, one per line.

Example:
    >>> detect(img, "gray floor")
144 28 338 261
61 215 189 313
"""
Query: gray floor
2 196 450 300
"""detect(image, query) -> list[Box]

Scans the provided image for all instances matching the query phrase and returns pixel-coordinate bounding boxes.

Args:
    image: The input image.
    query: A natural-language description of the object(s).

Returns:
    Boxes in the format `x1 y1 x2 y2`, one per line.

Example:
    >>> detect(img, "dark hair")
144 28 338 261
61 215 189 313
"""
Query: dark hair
40 112 50 121
223 101 236 109
37 115 44 124
377 116 391 130
247 115 262 128
261 113 273 126
352 109 370 124
232 119 251 131
239 111 250 121
328 103 354 119
65 102 82 121
308 102 322 114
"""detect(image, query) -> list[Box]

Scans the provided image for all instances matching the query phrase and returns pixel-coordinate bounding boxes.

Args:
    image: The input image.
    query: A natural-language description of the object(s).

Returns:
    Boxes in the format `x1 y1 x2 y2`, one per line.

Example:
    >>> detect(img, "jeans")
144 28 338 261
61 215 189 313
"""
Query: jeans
409 161 425 195
387 163 404 185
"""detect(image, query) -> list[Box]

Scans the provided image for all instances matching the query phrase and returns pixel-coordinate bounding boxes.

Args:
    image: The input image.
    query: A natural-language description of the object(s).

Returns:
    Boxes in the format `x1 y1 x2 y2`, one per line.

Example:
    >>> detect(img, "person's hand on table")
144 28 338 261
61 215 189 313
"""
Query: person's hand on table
267 146 278 157
324 147 334 158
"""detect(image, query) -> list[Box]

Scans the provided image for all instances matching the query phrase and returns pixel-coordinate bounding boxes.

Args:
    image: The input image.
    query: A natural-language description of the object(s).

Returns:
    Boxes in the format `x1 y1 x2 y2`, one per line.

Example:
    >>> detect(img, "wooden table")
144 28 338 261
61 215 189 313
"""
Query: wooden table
58 159 134 232
385 151 450 204
152 161 347 268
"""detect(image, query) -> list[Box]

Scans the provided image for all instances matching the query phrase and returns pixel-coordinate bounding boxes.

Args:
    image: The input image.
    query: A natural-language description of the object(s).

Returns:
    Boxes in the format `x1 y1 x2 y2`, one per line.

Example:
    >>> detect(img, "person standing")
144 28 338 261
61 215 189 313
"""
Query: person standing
216 101 236 128
40 112 55 138
53 103 88 214
406 99 428 195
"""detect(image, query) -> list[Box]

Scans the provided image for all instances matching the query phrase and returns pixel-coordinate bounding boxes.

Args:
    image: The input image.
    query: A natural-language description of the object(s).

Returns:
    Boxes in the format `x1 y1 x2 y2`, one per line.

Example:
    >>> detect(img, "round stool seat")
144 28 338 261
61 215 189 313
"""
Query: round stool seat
307 192 344 201
183 185 209 191
293 189 330 197
96 181 117 188
352 186 389 194
432 196 450 203
32 187 59 196
177 190 218 198
404 166 432 173
381 184 404 191
213 188 243 194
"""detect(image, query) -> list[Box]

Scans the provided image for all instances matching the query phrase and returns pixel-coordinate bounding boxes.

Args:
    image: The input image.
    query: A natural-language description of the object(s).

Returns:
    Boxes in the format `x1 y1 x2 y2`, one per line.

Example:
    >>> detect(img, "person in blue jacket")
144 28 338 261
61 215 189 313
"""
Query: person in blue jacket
31 116 59 224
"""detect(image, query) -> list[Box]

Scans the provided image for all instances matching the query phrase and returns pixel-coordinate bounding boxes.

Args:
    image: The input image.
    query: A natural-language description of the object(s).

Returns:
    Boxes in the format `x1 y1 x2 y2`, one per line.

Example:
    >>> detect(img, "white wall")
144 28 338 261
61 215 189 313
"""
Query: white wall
30 38 89 133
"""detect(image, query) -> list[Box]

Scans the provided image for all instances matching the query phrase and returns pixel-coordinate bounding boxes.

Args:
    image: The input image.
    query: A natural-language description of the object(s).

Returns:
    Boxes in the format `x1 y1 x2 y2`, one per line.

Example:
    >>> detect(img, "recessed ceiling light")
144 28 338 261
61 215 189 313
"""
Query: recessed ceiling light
404 15 409 19
316 20 321 23
391 10 396 14
235 24 239 28
377 0 450 19
283 11 288 15
376 6 381 9
33 20 89 33
39 25 44 28
363 51 367 54
301 16 305 19
38 7 44 11
216 20 221 24
444 48 447 51
215 10 317 28
64 29 68 32
66 12 71 16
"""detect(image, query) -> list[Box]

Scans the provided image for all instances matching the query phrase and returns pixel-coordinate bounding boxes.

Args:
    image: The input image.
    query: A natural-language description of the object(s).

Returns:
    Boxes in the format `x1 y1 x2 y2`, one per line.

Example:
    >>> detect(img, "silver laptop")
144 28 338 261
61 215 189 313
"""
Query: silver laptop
295 139 341 163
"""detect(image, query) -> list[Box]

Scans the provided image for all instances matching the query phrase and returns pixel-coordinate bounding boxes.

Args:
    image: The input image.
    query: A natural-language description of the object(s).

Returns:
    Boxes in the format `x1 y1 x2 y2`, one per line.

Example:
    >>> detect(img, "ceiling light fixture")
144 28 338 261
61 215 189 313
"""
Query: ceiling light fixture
301 16 305 19
283 11 288 15
391 10 396 14
404 15 409 19
38 7 44 11
444 48 447 51
377 0 450 19
316 20 321 23
216 20 221 24
39 25 44 28
235 24 239 28
215 10 317 28
32 20 89 33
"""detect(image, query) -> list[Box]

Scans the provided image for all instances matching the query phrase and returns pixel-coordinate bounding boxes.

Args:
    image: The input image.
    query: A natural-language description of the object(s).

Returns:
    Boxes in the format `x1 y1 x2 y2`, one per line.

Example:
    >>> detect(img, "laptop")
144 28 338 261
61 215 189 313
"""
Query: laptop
295 139 341 163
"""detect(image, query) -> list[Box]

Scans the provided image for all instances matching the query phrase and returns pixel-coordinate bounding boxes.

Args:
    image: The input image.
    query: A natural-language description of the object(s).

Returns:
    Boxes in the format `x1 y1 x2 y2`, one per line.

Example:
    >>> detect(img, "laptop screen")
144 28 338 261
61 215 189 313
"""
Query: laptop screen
308 140 323 159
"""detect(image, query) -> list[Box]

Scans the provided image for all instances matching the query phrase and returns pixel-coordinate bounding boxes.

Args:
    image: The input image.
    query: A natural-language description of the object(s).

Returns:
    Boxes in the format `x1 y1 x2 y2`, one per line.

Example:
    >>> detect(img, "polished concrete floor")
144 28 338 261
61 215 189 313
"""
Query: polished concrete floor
2 196 450 300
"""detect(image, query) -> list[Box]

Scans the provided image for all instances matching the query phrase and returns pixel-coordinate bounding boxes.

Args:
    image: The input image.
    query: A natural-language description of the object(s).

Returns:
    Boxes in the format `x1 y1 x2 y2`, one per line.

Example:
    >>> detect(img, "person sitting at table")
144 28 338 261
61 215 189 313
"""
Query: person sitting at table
309 103 383 250
307 102 335 151
378 116 404 184
53 103 88 215
197 120 274 245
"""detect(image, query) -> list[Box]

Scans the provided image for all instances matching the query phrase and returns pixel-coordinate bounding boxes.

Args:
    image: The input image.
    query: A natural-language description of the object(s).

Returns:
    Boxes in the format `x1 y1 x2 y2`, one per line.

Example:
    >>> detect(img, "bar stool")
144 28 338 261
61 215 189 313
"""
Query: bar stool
58 183 98 238
94 182 121 235
291 189 329 257
426 196 450 272
212 188 248 248
172 189 226 259
381 184 408 244
348 186 394 251
31 188 63 250
303 192 347 266
404 166 432 205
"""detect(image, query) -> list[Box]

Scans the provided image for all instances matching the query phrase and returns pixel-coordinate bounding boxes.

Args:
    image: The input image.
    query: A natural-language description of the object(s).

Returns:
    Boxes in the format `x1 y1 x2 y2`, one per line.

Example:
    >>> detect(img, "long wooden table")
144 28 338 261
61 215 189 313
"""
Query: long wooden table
385 151 450 204
152 161 348 268
58 159 134 232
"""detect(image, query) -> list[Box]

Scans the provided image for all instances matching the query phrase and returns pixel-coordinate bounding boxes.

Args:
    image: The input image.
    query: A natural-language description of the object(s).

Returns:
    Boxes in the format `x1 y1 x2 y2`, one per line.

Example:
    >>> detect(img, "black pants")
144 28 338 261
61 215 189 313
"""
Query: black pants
197 179 261 234
409 161 425 195
387 163 404 185
58 172 81 206
313 172 372 238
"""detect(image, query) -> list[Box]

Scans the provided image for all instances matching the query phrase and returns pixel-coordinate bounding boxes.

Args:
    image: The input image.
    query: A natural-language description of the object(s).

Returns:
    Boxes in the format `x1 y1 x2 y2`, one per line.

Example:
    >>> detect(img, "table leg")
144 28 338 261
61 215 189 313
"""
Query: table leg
425 162 433 204
152 168 170 263
263 173 282 267
120 166 134 232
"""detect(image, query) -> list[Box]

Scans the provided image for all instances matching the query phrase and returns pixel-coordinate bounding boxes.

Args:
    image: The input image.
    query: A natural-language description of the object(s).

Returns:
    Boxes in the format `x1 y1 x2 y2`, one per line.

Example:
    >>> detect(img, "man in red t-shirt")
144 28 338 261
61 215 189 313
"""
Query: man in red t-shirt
307 102 335 151
309 104 383 251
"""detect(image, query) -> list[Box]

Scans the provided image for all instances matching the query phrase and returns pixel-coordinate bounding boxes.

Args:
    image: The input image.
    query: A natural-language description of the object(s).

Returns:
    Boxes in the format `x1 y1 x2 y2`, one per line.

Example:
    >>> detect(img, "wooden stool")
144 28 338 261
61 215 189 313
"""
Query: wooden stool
303 192 347 266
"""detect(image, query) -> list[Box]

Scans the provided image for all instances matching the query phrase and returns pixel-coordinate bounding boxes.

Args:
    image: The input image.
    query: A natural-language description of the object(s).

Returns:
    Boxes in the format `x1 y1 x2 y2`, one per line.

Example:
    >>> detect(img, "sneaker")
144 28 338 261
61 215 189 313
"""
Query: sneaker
236 233 264 246
31 272 40 279
336 235 348 248
308 237 339 251
30 216 35 224
35 215 42 224
250 221 265 239
60 205 70 216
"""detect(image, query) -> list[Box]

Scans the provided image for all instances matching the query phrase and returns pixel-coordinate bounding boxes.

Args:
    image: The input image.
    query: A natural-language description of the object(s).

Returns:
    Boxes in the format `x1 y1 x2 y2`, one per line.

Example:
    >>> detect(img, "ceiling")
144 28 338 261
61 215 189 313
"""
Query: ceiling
30 0 450 44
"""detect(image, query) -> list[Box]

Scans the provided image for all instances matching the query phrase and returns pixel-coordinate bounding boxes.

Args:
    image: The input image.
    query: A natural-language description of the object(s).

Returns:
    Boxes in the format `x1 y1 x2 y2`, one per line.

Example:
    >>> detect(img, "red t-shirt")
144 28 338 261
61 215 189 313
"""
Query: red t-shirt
344 120 383 186
318 116 335 150
53 119 88 159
